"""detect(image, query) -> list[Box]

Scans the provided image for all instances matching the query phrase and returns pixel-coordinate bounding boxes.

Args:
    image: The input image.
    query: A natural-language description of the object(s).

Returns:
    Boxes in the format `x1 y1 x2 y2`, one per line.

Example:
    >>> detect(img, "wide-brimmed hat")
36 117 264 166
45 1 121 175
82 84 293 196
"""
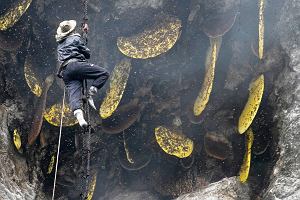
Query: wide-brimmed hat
55 20 77 42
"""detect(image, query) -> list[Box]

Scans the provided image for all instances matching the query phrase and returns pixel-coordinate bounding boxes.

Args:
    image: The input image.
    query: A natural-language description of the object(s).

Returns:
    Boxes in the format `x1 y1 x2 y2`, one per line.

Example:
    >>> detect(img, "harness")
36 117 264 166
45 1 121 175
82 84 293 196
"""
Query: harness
52 0 92 199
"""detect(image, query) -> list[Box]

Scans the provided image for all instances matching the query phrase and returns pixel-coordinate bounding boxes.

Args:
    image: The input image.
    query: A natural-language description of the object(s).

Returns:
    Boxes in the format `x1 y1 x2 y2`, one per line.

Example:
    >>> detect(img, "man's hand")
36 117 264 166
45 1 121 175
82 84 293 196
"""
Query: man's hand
56 72 63 79
82 23 89 33
56 67 63 79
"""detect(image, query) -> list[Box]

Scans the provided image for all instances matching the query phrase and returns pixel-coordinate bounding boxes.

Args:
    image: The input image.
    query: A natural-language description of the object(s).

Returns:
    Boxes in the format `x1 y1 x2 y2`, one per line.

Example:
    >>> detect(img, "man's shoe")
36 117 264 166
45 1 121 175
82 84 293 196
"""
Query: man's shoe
88 86 98 96
88 96 97 110
74 109 88 128
87 86 98 110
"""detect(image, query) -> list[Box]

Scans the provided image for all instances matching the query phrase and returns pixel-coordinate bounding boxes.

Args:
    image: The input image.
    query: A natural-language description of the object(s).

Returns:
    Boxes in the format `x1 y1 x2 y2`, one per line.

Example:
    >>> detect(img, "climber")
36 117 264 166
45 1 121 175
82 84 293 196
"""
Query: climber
55 20 109 128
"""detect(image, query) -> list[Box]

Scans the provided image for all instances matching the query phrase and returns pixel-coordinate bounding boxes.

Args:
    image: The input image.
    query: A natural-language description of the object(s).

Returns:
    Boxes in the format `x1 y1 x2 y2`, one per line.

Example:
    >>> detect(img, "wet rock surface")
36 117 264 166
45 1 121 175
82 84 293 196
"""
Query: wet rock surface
0 0 299 199
262 0 300 199
175 177 250 200
114 0 164 15
98 188 159 200
0 105 37 199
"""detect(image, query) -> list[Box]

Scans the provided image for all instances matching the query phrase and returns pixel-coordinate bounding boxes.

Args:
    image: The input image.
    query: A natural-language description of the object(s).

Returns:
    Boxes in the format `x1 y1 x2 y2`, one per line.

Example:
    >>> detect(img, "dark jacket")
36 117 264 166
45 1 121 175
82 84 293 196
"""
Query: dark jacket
57 33 90 66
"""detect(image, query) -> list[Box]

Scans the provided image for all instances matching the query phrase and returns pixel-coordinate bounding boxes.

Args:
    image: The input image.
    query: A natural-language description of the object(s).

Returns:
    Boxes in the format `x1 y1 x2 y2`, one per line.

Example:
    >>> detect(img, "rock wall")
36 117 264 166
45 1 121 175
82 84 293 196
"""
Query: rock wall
0 104 37 199
175 177 250 200
1 0 300 199
114 0 164 14
176 0 300 199
263 0 300 199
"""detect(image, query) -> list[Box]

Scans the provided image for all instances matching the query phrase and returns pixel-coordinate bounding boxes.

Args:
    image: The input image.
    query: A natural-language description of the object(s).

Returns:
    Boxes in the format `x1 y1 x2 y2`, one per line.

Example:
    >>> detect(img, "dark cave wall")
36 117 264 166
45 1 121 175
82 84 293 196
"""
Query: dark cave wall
262 0 300 199
0 0 300 200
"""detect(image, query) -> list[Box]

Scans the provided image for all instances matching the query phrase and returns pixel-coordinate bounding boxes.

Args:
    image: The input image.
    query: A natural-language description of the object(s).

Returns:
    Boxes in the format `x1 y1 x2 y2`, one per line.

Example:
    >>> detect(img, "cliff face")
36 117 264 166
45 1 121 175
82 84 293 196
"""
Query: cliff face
0 104 36 199
0 0 300 200
262 0 300 199
176 0 300 199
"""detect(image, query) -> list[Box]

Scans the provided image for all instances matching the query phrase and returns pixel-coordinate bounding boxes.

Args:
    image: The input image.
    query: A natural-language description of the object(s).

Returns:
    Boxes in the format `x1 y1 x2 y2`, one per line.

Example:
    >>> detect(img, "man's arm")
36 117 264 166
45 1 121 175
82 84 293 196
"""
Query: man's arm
76 37 91 59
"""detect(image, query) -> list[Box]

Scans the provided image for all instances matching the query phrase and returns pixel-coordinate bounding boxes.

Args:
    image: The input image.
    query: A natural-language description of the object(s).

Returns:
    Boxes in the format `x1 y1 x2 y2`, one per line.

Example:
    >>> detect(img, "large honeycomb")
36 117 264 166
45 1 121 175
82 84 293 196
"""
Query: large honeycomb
204 132 231 160
100 58 131 119
239 128 254 183
44 103 78 127
47 154 55 174
117 16 181 59
258 0 265 59
24 56 42 97
101 100 141 134
202 11 237 38
238 75 264 134
0 0 32 31
13 129 21 150
87 172 97 200
155 126 193 158
28 75 54 146
193 37 222 116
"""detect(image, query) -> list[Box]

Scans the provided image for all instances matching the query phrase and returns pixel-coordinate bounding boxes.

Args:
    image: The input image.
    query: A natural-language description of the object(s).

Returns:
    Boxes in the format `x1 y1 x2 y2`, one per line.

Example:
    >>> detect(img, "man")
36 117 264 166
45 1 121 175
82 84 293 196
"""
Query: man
55 20 109 127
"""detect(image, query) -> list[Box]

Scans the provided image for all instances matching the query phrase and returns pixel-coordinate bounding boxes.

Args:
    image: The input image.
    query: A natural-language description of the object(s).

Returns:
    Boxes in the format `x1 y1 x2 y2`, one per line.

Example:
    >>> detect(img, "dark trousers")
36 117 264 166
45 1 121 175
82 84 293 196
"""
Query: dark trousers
62 61 109 111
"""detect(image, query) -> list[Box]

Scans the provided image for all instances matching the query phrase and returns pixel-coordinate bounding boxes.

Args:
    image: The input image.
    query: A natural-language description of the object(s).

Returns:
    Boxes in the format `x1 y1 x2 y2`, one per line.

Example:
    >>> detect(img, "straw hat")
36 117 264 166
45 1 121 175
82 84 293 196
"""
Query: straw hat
55 20 77 42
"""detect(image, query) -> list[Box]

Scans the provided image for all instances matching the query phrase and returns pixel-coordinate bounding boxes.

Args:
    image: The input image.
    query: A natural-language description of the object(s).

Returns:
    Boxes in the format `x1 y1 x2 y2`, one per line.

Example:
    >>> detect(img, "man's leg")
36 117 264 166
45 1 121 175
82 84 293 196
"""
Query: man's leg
74 62 109 109
65 80 83 111
76 62 110 90
64 79 87 127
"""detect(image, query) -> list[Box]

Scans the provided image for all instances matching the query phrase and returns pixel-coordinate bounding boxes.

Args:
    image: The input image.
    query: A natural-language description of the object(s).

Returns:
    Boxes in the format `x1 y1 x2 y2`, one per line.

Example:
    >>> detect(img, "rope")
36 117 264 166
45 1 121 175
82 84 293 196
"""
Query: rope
51 1 90 199
80 79 92 199
80 1 92 199
51 86 66 200
82 0 89 45
85 82 91 194
83 0 88 21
